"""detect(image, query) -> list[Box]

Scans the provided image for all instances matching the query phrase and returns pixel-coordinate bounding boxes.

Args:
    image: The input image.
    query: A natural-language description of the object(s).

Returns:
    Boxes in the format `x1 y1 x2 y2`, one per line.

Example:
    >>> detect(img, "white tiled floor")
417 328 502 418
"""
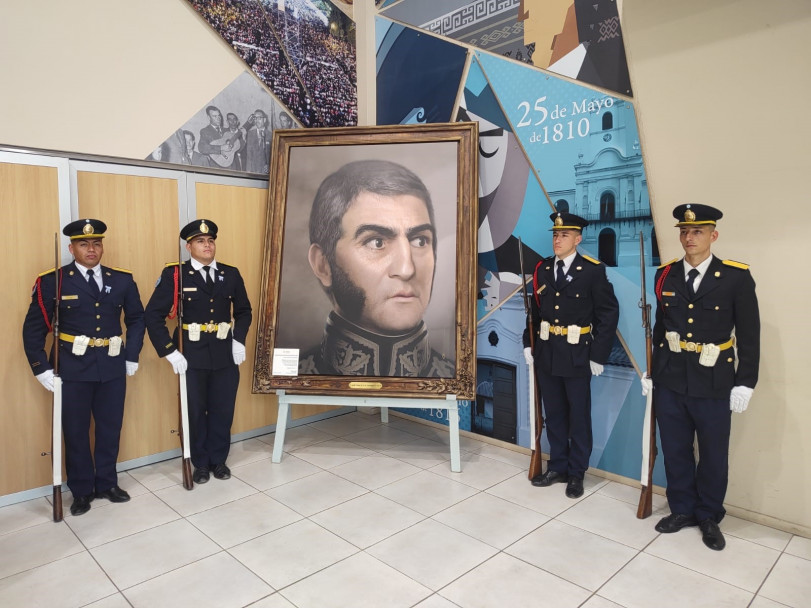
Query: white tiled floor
1 411 809 608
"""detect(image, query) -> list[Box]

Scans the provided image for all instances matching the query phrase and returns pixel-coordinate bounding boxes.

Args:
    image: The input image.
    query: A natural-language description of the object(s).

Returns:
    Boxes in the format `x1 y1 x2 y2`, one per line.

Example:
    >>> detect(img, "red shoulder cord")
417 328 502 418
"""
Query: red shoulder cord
655 263 673 302
532 259 545 308
37 269 63 332
167 266 179 320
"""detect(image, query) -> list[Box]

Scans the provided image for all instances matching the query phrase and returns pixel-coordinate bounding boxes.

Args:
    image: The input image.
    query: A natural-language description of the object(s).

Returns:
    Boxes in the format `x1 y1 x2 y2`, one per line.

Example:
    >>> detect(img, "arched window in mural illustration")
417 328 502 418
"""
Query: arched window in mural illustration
602 112 613 130
555 199 569 213
599 228 617 267
474 360 517 443
600 191 615 221
651 228 661 266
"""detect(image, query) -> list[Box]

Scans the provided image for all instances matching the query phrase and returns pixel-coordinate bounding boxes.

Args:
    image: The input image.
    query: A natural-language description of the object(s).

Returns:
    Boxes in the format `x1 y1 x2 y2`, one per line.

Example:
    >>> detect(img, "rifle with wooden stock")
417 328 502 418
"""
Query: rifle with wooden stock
175 244 194 490
519 238 545 480
637 231 656 518
50 233 64 521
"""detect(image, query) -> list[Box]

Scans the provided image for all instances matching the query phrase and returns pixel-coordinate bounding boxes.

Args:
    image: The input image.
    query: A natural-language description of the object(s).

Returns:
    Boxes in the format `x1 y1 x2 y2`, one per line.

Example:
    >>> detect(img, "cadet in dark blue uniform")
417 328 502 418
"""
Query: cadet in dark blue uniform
144 220 252 484
523 213 619 498
23 219 145 516
642 204 760 551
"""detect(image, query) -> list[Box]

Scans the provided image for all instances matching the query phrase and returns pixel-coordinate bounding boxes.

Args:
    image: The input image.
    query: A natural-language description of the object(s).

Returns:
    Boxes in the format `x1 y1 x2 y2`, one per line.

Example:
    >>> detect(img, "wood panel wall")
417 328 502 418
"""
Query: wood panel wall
195 182 280 432
76 171 183 461
3 158 344 501
3 162 62 495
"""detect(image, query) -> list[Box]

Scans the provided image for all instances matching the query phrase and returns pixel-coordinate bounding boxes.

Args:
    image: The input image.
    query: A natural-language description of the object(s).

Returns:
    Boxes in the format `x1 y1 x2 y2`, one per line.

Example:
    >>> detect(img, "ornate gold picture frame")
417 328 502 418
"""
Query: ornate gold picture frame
253 123 478 399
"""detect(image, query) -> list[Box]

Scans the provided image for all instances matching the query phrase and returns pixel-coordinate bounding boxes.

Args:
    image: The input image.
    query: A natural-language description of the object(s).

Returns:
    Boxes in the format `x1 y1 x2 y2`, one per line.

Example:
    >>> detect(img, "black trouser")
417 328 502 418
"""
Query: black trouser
185 365 239 469
536 368 592 479
656 384 731 523
62 377 126 496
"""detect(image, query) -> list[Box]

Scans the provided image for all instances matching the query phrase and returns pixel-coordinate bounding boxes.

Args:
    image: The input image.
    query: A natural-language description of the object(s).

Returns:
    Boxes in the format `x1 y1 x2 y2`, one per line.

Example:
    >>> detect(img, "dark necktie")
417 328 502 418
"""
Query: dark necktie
87 269 100 296
556 260 566 289
202 265 211 285
687 268 699 298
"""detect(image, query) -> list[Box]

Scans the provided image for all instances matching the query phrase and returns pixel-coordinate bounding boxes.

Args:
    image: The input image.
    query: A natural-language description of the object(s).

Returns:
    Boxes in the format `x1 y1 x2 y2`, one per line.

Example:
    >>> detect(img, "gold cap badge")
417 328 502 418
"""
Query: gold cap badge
554 214 563 227
82 223 93 235
200 221 209 234
684 207 696 222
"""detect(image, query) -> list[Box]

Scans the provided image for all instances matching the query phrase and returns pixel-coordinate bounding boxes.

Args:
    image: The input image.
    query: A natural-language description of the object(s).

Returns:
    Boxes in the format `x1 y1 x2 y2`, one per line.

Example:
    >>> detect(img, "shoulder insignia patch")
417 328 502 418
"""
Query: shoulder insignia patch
164 262 180 267
581 254 601 265
658 257 680 269
111 266 132 274
723 259 749 270
37 267 56 277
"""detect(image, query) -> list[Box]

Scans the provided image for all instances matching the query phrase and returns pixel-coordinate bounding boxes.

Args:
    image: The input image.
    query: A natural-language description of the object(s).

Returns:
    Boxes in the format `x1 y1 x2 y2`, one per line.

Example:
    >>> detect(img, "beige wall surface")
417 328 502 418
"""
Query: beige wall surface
0 0 243 158
2 0 809 532
622 0 811 532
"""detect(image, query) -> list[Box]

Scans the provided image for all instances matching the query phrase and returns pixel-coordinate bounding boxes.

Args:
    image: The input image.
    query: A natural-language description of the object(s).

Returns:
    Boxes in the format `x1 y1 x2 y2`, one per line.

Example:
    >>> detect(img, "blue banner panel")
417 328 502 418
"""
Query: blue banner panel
376 18 468 125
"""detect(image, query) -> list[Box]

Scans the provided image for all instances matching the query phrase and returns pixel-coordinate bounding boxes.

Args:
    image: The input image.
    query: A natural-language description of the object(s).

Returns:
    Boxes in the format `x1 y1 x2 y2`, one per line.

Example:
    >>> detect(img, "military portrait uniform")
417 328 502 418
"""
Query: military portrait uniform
22 219 145 516
299 311 454 377
144 219 252 484
524 212 619 498
648 204 760 551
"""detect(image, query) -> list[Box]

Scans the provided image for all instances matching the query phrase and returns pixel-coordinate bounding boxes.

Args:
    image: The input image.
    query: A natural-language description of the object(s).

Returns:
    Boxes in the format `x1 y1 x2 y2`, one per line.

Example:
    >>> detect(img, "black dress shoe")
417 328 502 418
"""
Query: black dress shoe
699 519 726 551
95 486 131 503
655 513 699 533
70 494 93 516
212 463 231 480
531 470 568 487
193 467 210 484
565 477 584 498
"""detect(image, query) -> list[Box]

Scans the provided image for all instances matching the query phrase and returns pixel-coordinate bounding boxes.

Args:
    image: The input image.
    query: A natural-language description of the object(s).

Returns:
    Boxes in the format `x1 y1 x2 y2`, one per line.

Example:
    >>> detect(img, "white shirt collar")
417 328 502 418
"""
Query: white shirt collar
74 261 100 276
554 251 577 274
189 258 217 271
683 255 712 278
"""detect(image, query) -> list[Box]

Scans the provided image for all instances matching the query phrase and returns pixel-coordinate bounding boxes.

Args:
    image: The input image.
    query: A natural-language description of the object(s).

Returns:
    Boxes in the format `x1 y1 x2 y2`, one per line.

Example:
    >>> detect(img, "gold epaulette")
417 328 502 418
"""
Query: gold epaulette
37 267 56 277
110 266 132 274
723 259 750 270
164 262 180 267
581 254 601 265
658 257 679 269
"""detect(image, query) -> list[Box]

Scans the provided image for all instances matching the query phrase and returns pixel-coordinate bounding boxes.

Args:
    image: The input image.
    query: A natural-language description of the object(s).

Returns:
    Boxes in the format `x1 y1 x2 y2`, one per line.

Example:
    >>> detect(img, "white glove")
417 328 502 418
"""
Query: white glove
165 350 188 374
125 361 139 376
36 369 55 392
590 361 604 376
730 385 753 413
523 347 533 365
232 340 246 365
641 375 653 396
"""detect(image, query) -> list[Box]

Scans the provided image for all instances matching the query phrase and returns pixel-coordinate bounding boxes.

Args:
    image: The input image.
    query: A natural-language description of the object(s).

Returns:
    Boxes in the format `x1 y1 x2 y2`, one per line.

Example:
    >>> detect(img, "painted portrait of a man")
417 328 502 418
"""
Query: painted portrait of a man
274 143 458 379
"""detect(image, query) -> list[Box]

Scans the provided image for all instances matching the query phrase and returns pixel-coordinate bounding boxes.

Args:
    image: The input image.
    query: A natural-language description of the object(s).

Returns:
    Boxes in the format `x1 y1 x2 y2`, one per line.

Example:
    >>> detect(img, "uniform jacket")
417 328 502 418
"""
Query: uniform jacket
652 255 760 398
144 261 252 370
524 253 619 377
299 312 455 377
23 262 145 383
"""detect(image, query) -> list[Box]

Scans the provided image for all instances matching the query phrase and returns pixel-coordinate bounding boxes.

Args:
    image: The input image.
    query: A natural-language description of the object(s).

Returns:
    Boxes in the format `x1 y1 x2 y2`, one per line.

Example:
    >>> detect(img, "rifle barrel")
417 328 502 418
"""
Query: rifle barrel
52 232 63 522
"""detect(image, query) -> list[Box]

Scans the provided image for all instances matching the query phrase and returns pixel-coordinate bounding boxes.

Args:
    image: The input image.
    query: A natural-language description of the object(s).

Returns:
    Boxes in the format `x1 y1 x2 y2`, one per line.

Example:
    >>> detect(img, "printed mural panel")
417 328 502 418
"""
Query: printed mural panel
378 22 662 483
261 0 357 126
187 0 357 128
380 0 632 96
456 57 546 320
376 18 469 125
146 71 298 174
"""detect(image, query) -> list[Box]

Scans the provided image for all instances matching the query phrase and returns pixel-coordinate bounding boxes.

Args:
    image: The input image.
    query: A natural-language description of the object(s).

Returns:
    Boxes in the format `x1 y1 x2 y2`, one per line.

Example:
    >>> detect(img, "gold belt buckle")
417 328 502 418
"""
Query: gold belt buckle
684 341 698 352
553 325 563 336
206 323 217 332
93 338 105 347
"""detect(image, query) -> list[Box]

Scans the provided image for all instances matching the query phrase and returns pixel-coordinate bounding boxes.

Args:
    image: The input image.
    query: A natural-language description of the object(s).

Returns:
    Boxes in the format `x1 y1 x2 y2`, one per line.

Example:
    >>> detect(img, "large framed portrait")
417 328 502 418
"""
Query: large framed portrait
253 123 478 399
